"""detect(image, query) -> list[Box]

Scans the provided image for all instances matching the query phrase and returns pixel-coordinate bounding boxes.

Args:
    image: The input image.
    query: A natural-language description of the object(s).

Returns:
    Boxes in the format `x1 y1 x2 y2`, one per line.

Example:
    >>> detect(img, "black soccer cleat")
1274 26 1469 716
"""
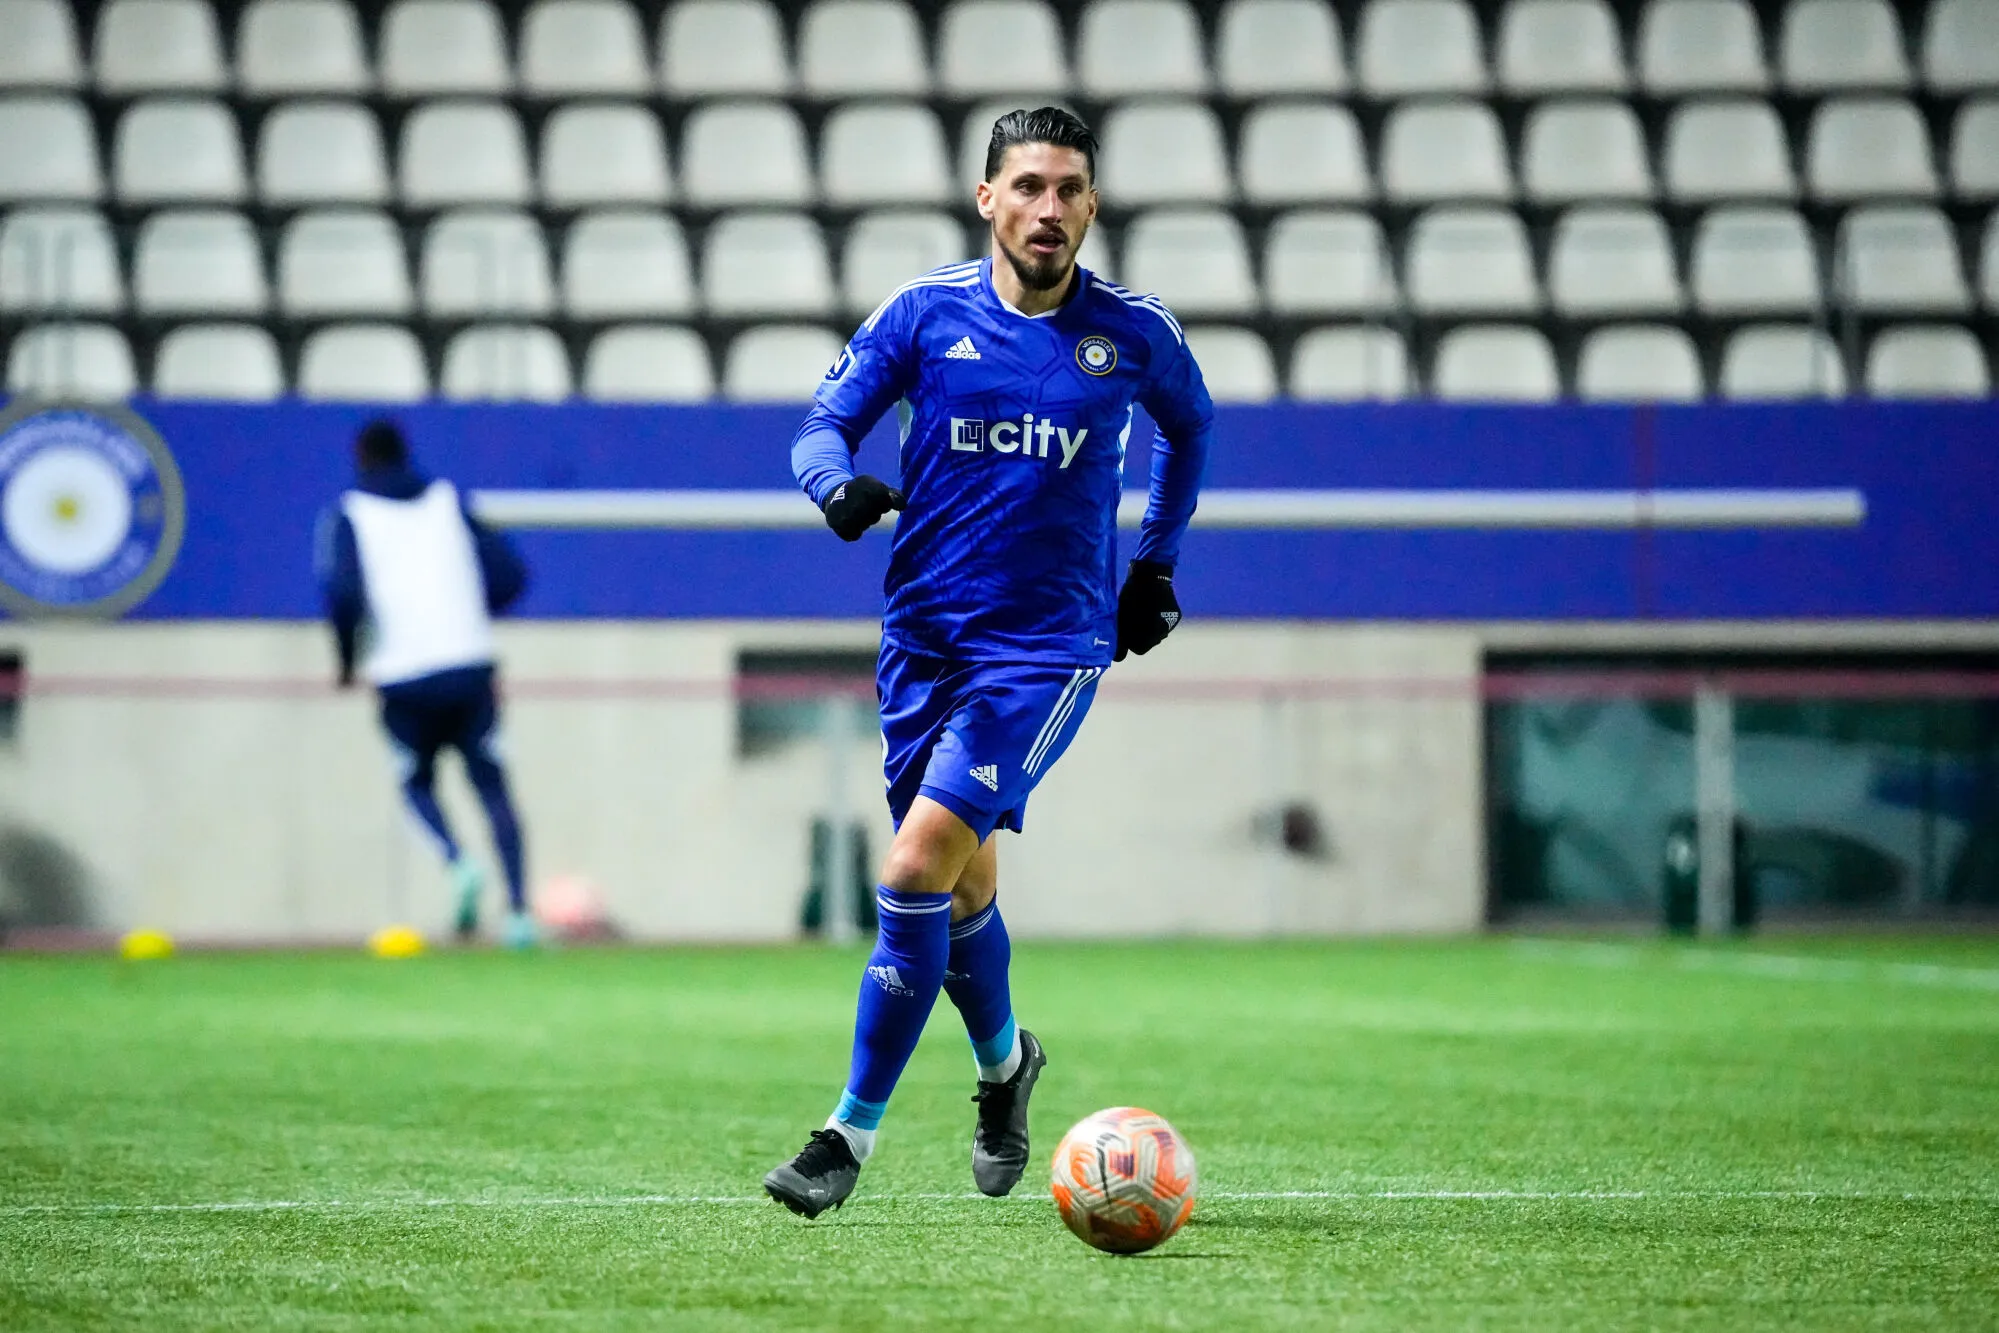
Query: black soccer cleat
970 1029 1047 1197
763 1128 861 1219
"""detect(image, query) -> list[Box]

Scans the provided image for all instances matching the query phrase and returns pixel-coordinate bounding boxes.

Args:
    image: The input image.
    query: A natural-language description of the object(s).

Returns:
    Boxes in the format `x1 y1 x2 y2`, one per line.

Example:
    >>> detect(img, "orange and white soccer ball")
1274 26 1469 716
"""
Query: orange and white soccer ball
1049 1107 1197 1254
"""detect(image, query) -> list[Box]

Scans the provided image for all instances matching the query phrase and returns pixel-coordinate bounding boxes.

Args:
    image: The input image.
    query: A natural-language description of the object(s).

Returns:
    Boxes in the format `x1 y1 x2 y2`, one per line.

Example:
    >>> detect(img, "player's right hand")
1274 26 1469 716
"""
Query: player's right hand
821 475 905 541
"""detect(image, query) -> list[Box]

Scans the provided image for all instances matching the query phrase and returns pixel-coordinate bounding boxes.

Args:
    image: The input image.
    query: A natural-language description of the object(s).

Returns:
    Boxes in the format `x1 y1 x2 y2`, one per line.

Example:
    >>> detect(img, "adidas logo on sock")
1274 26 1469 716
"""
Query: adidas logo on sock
970 763 999 791
867 963 915 996
945 336 981 360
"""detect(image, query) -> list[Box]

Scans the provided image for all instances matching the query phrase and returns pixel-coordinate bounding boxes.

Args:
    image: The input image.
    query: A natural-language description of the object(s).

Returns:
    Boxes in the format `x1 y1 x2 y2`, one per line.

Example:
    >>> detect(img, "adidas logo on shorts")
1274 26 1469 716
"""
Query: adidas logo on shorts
945 336 981 360
969 763 999 791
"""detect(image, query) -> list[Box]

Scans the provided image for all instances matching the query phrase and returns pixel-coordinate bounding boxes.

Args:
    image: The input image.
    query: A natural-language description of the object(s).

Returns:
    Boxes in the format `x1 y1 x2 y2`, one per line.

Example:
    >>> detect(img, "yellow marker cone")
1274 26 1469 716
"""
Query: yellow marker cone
368 924 426 958
118 929 174 960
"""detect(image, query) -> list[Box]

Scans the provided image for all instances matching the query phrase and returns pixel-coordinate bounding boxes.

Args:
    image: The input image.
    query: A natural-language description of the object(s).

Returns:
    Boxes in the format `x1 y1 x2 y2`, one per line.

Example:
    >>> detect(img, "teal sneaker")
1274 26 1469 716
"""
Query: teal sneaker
502 911 540 950
451 859 484 941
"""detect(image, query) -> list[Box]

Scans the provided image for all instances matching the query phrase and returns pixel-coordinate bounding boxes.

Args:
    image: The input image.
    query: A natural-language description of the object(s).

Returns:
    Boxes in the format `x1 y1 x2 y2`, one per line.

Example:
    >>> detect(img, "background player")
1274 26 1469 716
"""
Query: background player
764 108 1214 1217
315 420 537 948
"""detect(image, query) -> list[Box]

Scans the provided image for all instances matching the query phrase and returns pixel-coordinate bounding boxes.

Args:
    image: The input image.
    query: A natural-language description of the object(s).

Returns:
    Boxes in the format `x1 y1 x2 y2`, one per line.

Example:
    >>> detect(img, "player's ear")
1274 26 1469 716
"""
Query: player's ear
974 179 996 220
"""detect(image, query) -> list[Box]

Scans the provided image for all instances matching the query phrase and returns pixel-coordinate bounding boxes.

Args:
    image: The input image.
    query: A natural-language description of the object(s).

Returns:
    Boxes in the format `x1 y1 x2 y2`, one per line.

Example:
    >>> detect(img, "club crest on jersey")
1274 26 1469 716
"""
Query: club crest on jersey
1075 335 1117 376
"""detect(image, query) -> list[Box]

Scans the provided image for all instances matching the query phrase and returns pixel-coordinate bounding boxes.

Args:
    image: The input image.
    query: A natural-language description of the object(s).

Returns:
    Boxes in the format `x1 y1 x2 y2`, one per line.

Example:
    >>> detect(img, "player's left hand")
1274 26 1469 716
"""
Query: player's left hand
335 666 356 690
821 475 906 542
1114 560 1180 661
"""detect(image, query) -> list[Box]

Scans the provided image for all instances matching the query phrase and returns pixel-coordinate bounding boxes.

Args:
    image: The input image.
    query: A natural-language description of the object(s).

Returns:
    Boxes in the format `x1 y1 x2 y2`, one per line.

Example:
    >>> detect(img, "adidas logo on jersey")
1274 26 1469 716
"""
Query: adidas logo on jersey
868 964 915 996
970 764 1000 791
945 336 981 360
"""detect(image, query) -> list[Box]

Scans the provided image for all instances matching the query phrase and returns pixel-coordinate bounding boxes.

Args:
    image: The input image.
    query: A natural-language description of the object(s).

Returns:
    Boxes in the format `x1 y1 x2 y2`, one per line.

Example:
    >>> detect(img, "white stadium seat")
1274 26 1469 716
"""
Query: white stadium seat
1719 324 1846 399
540 103 671 205
113 99 246 202
421 210 554 314
1866 324 1989 398
842 210 966 314
1834 206 1970 312
820 103 950 205
1289 326 1411 400
1691 206 1821 315
1076 224 1114 280
133 209 268 314
520 0 650 95
1357 0 1487 96
153 323 286 399
1099 101 1232 204
937 0 1068 95
399 102 532 206
1923 0 1999 94
297 323 430 400
1406 207 1540 314
5 322 137 398
799 0 928 96
1183 326 1276 402
1079 0 1209 96
1663 99 1797 201
583 325 715 401
1638 0 1768 93
1576 324 1704 401
1983 214 1999 309
660 0 791 96
1216 0 1347 96
0 96 101 198
1263 210 1397 314
1949 100 1999 199
679 101 813 205
703 211 833 315
1431 324 1559 400
0 207 122 312
1122 209 1257 316
1239 103 1371 204
1498 0 1627 93
1779 0 1908 93
278 210 413 315
0 0 84 88
1807 98 1939 200
561 210 694 316
441 324 572 401
1549 207 1683 315
1521 100 1653 201
724 324 842 400
237 0 371 95
379 0 512 94
94 0 227 92
1379 101 1512 202
257 101 389 203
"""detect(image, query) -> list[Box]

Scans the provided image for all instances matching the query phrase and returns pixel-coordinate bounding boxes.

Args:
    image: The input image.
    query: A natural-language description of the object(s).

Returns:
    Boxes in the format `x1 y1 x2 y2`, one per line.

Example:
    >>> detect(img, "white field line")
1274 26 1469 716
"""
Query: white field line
1512 939 1999 992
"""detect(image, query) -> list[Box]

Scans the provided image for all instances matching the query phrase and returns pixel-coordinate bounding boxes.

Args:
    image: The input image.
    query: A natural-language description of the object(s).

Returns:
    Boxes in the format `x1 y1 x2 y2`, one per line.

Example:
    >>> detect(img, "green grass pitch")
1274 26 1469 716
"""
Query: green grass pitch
3 937 1996 1330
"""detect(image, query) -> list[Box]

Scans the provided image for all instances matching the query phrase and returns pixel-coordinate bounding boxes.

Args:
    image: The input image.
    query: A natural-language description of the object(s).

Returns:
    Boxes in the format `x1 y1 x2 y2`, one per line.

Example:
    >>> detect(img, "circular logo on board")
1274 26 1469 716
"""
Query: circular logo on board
1075 336 1118 377
0 402 185 619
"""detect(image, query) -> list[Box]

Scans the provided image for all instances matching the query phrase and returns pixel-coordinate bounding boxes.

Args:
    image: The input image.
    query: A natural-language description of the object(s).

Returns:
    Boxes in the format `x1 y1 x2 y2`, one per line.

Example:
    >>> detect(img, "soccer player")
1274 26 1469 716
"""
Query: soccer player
315 419 538 948
764 108 1213 1217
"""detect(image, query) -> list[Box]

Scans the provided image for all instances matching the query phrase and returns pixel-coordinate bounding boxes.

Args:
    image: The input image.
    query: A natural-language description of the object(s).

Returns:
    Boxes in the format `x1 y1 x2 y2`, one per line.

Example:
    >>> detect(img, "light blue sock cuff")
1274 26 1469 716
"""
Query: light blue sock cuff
834 1090 890 1131
969 1014 1017 1070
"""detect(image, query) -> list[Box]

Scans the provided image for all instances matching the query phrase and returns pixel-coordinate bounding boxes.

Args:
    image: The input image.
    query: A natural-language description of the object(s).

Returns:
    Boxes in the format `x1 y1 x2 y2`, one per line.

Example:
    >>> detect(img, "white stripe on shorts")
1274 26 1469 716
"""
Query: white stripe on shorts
1025 668 1100 775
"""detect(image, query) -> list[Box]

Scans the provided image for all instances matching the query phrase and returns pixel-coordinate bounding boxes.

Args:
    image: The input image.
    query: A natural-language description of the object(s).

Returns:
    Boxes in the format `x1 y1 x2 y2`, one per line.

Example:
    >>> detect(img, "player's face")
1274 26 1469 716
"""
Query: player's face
977 143 1098 293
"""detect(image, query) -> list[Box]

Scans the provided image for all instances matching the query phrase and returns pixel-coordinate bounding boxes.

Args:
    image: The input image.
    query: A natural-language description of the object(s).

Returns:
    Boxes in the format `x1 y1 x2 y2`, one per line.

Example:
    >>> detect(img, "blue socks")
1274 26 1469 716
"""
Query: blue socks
944 899 1022 1082
832 887 952 1156
464 748 527 913
400 772 461 864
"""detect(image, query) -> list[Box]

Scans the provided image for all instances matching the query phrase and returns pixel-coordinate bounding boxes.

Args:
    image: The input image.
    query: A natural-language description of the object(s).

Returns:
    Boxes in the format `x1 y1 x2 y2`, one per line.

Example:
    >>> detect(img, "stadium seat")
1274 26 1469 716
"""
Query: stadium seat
561 210 695 316
1430 324 1559 400
582 324 715 400
1690 206 1822 314
1834 206 1970 312
1865 324 1990 397
399 102 532 206
421 210 555 314
1099 101 1232 204
236 0 371 95
133 209 268 314
1239 103 1372 204
1497 0 1627 93
659 0 791 96
937 0 1068 95
0 0 84 88
1077 223 1114 279
1549 207 1683 315
1122 209 1258 316
153 323 285 399
540 103 671 205
0 96 101 199
679 101 813 205
441 324 572 400
297 322 430 399
1520 100 1653 201
1576 324 1703 400
1779 0 1908 92
799 0 928 95
820 103 951 205
1379 101 1512 202
1662 99 1797 201
1807 98 1939 200
1950 100 1999 199
0 207 123 312
278 209 413 314
94 0 227 93
1983 214 1999 309
1216 0 1347 95
113 99 246 202
842 210 966 313
1718 324 1846 398
379 0 512 93
1079 0 1208 96
1637 0 1768 93
1406 207 1539 313
1183 326 1276 402
724 324 841 400
1289 326 1411 400
1263 210 1397 314
703 211 833 315
1356 0 1487 96
520 0 650 95
5 322 137 398
257 101 389 203
1922 0 1999 93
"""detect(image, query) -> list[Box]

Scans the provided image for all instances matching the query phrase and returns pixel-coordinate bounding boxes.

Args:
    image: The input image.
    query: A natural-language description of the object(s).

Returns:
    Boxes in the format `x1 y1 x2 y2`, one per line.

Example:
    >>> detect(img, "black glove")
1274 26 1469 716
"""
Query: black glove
1114 559 1180 661
821 475 905 542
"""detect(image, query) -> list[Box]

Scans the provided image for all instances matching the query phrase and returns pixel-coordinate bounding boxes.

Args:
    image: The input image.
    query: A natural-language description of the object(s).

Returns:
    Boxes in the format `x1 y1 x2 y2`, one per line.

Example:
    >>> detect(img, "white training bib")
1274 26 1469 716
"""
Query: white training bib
342 480 494 686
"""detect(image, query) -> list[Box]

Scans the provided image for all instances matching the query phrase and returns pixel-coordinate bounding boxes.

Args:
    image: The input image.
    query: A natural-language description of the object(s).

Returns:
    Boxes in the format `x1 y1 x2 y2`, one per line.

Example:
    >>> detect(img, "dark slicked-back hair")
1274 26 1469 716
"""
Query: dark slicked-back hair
984 106 1098 183
355 418 408 470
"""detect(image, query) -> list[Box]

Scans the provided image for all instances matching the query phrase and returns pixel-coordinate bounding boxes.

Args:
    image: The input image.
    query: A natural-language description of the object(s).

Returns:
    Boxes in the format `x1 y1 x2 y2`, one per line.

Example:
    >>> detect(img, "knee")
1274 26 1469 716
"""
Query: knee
880 837 954 896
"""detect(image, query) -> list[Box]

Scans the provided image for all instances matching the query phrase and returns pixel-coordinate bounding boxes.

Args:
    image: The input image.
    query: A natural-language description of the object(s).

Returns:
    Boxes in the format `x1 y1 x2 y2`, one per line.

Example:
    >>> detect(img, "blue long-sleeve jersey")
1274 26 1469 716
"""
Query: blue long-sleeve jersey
791 258 1213 666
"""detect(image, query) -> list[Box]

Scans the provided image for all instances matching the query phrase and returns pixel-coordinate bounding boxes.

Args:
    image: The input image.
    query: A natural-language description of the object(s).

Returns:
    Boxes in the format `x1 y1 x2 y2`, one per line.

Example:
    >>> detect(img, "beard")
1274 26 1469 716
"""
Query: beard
999 232 1075 292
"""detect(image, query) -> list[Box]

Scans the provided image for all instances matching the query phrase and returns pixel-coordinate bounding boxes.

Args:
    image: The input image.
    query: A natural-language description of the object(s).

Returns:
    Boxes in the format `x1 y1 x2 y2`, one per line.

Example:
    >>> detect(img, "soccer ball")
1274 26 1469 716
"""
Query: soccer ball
1049 1107 1197 1254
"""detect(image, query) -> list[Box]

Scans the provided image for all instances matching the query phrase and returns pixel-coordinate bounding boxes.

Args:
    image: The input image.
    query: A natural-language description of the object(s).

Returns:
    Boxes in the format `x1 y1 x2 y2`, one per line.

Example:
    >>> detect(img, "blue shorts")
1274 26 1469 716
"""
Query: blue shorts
878 644 1104 841
378 665 502 781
